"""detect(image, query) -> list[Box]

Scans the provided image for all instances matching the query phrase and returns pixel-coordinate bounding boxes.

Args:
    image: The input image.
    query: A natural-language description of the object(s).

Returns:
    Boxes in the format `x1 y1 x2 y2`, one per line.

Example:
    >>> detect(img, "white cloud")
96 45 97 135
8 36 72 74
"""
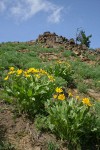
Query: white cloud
48 7 63 23
0 1 6 12
2 0 63 23
10 0 47 20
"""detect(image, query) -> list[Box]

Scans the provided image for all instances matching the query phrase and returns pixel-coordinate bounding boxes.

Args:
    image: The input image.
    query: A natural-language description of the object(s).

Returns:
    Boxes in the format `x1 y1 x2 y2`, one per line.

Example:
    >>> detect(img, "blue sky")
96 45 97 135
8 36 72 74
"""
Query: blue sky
0 0 100 48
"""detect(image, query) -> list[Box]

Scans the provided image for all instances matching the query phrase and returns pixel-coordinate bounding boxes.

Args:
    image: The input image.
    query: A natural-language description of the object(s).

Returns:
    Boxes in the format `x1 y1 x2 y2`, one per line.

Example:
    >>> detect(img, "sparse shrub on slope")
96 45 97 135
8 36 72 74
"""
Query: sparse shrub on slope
76 29 92 47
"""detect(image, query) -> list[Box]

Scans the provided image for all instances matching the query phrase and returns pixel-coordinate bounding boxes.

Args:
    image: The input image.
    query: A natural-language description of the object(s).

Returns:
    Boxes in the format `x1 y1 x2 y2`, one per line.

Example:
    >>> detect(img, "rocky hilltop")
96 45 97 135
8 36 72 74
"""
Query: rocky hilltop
36 31 99 53
37 31 87 50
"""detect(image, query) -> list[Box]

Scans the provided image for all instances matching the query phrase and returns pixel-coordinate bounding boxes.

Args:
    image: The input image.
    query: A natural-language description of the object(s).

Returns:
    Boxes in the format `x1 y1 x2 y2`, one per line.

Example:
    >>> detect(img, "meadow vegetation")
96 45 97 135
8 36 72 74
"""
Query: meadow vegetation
0 42 100 149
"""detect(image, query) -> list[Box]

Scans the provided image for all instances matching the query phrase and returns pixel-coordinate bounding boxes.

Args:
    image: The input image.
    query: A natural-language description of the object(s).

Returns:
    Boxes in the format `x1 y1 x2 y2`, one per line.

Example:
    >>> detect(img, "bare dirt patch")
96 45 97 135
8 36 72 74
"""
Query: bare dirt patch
0 101 68 150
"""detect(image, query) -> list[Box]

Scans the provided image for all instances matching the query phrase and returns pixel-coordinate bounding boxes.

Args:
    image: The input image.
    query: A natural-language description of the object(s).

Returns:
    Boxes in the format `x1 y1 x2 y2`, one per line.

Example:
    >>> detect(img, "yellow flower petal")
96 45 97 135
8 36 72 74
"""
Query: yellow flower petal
55 87 63 93
27 68 39 73
53 94 58 99
34 74 40 78
68 92 73 97
8 71 15 75
4 76 9 80
58 94 65 100
48 75 55 81
25 74 31 78
17 69 23 75
82 98 92 106
76 96 80 100
9 67 14 71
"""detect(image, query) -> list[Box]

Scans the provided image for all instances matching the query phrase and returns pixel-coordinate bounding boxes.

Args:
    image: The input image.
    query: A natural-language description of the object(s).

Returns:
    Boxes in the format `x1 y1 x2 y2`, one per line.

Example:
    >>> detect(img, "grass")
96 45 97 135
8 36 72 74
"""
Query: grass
69 60 100 91
47 141 59 150
77 82 89 93
63 50 77 57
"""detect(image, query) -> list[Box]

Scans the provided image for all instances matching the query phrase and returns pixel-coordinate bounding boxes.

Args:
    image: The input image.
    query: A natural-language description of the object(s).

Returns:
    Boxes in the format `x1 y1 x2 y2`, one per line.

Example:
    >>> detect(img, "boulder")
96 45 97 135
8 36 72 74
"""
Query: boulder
81 44 88 50
69 38 75 45
55 36 63 43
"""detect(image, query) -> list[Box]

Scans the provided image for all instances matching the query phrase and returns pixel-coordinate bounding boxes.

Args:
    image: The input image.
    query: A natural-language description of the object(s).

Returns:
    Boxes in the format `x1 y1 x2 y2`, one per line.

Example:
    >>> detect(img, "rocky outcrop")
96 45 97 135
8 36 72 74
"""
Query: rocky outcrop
38 31 68 44
95 48 100 54
36 32 100 58
37 32 89 52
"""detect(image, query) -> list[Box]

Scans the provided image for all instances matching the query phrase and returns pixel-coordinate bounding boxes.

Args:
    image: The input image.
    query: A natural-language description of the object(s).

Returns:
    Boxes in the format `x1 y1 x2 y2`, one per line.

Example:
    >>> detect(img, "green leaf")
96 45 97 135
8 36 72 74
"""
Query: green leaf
27 89 33 97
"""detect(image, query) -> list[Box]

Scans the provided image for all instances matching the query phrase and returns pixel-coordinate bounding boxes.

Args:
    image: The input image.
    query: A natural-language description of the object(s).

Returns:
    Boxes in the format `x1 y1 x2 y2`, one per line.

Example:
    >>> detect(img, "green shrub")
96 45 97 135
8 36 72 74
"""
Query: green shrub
76 29 92 47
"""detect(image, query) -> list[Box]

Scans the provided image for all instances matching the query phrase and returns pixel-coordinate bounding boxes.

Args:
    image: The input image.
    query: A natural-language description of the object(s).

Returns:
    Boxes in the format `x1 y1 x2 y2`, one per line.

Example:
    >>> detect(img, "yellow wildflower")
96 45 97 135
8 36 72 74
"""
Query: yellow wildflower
4 76 9 80
39 69 48 75
17 69 23 75
82 98 92 106
53 94 58 99
27 68 39 73
34 74 40 78
76 96 80 100
25 74 31 78
8 71 15 75
68 92 73 97
55 87 63 93
58 94 65 100
48 75 55 81
9 67 14 71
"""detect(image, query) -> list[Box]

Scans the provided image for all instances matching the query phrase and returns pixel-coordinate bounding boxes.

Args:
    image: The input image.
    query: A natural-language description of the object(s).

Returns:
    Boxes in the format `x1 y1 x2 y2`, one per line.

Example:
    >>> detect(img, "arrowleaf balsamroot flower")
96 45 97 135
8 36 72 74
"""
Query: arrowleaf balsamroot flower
53 94 58 99
48 75 55 81
17 69 23 75
68 92 73 97
8 71 15 75
82 98 92 106
58 94 65 100
27 68 39 73
25 74 31 78
9 67 14 71
55 87 63 93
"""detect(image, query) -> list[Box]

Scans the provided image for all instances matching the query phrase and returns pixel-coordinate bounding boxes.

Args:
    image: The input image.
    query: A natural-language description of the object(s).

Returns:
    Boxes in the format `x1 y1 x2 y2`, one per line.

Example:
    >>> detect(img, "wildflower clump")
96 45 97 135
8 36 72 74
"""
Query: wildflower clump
53 87 93 107
53 87 65 101
45 60 73 86
43 88 96 149
4 67 56 116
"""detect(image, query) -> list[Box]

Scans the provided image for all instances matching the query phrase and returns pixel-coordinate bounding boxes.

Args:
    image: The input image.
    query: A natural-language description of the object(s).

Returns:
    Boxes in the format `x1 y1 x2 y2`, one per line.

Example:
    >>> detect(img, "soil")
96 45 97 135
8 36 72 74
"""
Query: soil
0 100 68 150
